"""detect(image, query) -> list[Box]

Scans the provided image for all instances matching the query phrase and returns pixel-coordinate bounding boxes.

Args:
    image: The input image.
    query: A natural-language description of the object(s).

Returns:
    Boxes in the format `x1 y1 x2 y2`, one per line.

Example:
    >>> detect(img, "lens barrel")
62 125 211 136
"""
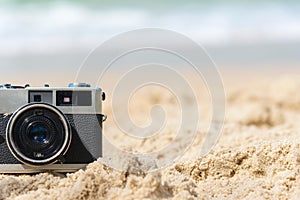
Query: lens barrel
6 103 71 166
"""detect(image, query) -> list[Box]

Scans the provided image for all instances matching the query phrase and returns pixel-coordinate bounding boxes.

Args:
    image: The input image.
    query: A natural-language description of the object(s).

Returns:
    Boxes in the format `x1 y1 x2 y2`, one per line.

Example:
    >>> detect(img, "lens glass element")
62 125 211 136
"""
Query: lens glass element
29 124 48 144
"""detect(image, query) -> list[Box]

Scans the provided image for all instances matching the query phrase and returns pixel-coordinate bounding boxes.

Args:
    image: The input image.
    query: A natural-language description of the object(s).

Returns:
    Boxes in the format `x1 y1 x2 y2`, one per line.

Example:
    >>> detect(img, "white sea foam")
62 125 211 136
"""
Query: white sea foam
0 2 299 55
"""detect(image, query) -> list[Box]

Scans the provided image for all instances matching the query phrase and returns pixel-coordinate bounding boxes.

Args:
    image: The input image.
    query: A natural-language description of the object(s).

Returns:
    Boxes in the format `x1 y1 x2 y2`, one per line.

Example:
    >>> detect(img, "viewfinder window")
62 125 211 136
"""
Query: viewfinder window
56 91 92 106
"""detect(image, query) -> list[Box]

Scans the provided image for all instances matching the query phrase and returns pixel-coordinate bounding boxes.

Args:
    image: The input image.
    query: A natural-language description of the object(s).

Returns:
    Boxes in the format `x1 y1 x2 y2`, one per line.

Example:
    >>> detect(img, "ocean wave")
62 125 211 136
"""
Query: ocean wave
0 2 299 55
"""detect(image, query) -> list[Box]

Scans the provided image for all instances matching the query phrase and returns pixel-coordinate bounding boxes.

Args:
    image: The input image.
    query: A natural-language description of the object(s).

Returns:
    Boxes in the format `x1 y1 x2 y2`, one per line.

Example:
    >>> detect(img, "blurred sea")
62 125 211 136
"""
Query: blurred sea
0 0 299 84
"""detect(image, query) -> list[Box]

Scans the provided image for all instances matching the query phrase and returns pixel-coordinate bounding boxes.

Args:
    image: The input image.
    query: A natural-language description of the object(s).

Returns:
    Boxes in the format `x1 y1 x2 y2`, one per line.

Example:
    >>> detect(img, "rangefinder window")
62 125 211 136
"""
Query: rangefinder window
34 95 41 102
56 91 92 106
29 91 53 104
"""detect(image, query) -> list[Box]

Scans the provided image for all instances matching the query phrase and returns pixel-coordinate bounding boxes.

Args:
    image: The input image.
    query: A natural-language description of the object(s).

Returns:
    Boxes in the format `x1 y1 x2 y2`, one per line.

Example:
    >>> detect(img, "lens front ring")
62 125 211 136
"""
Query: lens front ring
6 103 72 166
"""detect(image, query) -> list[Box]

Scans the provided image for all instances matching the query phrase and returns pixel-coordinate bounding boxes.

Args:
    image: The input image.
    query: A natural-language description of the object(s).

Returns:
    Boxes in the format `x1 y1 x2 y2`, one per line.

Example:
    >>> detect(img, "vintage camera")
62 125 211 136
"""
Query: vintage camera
0 83 106 173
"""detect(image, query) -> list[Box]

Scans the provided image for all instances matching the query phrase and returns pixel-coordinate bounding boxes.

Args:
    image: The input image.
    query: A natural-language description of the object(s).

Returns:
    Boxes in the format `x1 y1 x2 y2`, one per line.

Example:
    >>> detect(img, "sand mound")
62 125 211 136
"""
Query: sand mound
232 102 285 127
1 140 299 200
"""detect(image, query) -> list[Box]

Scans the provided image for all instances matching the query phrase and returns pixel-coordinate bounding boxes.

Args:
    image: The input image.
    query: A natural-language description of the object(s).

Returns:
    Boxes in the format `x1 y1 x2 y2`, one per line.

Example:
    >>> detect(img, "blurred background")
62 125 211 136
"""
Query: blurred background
0 0 299 86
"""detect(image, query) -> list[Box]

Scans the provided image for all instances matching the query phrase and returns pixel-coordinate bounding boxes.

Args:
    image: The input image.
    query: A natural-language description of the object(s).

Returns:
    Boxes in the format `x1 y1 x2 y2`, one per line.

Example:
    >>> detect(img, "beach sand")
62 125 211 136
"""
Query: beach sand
1 72 300 199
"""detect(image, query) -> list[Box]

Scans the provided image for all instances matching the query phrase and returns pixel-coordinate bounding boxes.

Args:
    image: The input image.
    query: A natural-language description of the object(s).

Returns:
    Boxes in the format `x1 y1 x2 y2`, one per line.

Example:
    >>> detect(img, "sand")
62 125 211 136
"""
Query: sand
1 73 300 199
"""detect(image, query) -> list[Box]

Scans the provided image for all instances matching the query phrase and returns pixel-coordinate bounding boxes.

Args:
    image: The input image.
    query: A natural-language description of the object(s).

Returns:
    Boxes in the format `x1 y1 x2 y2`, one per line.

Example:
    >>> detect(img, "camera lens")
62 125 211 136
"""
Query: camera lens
6 103 71 166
